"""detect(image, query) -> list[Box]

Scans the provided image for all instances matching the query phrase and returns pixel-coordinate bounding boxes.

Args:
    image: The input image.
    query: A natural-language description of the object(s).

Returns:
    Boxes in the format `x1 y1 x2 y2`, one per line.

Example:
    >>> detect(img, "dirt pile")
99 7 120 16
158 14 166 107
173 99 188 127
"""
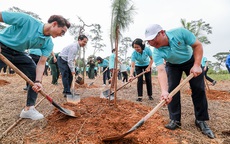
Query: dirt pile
0 79 10 86
24 97 181 144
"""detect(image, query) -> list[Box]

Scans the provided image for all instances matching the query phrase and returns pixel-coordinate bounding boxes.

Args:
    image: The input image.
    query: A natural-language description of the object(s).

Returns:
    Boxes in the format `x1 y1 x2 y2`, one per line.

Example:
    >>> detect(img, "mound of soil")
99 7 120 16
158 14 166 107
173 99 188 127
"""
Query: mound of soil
75 83 99 89
0 79 10 86
185 89 230 101
24 97 182 144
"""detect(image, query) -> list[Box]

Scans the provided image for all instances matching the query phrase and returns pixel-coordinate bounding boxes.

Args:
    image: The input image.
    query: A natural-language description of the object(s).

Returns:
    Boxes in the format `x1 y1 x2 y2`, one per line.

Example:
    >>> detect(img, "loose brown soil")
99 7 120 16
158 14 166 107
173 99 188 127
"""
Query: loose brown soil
0 73 229 144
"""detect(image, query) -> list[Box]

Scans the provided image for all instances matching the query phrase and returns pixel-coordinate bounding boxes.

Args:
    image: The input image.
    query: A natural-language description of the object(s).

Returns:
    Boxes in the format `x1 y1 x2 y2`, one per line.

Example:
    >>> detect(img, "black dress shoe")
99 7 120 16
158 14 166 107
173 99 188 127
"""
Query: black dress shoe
136 98 142 102
195 120 215 139
148 96 153 100
165 120 181 130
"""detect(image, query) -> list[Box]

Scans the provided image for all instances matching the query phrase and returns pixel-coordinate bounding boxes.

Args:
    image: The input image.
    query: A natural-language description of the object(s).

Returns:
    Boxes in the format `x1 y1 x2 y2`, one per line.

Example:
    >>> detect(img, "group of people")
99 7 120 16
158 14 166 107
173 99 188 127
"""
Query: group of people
2 10 229 139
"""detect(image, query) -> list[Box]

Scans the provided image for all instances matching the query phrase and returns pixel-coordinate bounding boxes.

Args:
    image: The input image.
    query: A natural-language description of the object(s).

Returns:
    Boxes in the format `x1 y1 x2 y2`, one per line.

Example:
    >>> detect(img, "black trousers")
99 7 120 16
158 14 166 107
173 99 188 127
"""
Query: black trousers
102 67 110 84
0 43 37 106
203 67 214 83
135 65 152 97
122 71 128 82
166 56 209 121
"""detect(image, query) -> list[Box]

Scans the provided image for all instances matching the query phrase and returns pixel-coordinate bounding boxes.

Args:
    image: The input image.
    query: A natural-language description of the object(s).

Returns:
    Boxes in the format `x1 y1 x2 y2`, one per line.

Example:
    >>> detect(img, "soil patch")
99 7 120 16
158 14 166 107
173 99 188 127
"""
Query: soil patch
24 97 180 144
0 79 10 86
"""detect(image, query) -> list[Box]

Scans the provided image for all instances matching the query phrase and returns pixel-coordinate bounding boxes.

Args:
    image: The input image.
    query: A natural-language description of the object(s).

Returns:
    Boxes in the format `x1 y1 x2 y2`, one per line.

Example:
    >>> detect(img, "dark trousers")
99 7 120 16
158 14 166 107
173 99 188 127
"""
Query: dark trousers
203 67 214 83
50 63 59 84
25 54 40 88
0 44 37 106
57 56 72 94
135 65 152 97
122 71 128 82
166 56 209 121
103 67 110 84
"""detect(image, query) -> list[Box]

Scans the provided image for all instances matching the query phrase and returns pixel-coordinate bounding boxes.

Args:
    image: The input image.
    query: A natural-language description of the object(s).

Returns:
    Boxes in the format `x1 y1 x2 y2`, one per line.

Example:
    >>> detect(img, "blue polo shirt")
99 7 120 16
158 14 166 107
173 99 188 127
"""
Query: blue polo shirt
131 47 152 66
226 54 230 66
109 53 115 69
153 28 195 66
29 49 42 56
0 11 53 57
98 59 109 67
201 57 207 67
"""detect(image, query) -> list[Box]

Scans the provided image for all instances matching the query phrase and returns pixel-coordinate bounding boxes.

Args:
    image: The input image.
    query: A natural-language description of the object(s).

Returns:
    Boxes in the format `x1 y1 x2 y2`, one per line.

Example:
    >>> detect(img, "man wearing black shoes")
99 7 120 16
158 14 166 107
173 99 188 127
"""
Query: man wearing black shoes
144 24 215 139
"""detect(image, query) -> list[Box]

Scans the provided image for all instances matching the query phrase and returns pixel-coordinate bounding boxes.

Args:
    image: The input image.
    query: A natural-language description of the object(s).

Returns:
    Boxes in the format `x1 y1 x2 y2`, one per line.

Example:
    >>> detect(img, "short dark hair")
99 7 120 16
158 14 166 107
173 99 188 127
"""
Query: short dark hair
78 35 88 41
132 38 145 50
48 15 71 28
96 56 103 61
112 49 116 53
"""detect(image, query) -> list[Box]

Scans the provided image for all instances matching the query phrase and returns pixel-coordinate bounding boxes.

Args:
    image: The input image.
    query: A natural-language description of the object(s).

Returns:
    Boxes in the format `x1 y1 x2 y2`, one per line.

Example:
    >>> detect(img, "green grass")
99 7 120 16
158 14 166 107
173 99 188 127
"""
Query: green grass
152 73 230 81
206 74 230 81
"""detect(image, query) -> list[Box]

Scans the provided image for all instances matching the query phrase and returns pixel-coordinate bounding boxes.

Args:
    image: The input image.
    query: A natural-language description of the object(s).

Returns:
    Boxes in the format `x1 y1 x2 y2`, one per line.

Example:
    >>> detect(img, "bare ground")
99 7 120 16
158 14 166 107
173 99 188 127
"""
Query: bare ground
0 73 230 144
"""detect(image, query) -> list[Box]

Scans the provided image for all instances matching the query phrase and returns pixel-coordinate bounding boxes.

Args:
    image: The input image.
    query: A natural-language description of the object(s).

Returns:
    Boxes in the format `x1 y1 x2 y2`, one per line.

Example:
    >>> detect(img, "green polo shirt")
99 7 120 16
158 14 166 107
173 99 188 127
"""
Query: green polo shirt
0 11 53 57
153 28 196 66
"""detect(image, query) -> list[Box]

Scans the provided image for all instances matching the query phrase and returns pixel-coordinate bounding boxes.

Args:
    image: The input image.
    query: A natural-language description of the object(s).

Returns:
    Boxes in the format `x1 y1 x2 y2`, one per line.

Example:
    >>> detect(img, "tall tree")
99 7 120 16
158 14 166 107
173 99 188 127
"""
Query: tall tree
89 24 106 56
181 19 212 45
111 0 136 104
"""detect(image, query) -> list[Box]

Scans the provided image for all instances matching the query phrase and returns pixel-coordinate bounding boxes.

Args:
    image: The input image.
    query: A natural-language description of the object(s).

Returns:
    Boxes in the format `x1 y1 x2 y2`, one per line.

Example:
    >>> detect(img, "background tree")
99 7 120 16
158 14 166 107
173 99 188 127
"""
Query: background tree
111 0 136 104
89 24 106 56
213 52 229 70
181 18 212 45
1 6 42 31
118 37 132 64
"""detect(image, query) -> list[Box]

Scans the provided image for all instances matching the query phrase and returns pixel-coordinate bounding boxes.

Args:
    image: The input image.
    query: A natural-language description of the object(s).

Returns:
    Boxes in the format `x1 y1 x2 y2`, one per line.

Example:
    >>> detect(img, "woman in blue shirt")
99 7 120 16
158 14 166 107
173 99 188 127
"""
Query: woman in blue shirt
129 38 153 102
97 56 110 86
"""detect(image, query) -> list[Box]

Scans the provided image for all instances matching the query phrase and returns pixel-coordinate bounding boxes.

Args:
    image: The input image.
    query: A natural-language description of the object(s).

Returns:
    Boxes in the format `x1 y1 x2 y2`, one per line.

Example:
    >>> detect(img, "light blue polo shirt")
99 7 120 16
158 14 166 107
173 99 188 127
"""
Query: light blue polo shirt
109 53 115 69
153 28 195 66
28 49 42 56
201 57 207 67
98 59 109 67
131 47 152 66
0 11 53 57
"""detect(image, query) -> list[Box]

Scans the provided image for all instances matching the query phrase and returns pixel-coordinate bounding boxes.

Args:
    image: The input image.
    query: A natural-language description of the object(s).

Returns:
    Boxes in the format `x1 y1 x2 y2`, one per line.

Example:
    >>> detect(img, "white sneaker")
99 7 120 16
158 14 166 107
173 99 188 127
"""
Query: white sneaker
102 84 106 86
20 106 44 120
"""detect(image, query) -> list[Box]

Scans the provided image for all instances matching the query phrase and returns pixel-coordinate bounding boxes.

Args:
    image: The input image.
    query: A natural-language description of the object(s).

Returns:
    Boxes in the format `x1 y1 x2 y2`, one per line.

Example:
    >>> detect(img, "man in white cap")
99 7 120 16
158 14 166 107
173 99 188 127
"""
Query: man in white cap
144 24 215 139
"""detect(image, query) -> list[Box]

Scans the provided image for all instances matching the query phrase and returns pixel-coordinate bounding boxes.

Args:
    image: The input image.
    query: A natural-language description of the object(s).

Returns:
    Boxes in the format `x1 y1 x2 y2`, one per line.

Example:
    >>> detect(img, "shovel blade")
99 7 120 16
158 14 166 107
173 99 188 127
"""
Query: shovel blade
100 89 114 100
59 107 77 118
67 94 80 104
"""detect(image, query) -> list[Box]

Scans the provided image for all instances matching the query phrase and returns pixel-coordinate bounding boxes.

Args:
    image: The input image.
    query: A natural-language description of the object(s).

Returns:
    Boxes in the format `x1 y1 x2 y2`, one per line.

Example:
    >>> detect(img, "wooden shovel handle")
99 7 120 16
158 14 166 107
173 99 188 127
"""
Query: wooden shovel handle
111 71 146 94
0 53 50 101
143 73 194 121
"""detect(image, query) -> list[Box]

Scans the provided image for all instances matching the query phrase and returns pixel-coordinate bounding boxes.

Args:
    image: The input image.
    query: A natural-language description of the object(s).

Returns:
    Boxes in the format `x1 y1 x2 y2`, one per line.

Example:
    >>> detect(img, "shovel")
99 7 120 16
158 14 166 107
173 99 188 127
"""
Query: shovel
100 71 146 100
88 67 108 86
0 51 76 118
67 74 80 104
102 73 194 141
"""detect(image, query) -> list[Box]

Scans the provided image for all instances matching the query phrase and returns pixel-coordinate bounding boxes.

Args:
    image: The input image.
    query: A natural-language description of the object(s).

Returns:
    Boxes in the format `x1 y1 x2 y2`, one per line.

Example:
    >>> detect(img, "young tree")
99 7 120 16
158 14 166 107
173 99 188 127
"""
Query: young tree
111 0 136 104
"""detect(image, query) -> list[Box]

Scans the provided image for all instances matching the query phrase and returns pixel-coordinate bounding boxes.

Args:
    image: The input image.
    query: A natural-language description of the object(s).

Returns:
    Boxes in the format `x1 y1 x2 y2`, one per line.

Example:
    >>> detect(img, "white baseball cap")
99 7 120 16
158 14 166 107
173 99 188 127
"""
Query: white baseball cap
144 24 163 41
